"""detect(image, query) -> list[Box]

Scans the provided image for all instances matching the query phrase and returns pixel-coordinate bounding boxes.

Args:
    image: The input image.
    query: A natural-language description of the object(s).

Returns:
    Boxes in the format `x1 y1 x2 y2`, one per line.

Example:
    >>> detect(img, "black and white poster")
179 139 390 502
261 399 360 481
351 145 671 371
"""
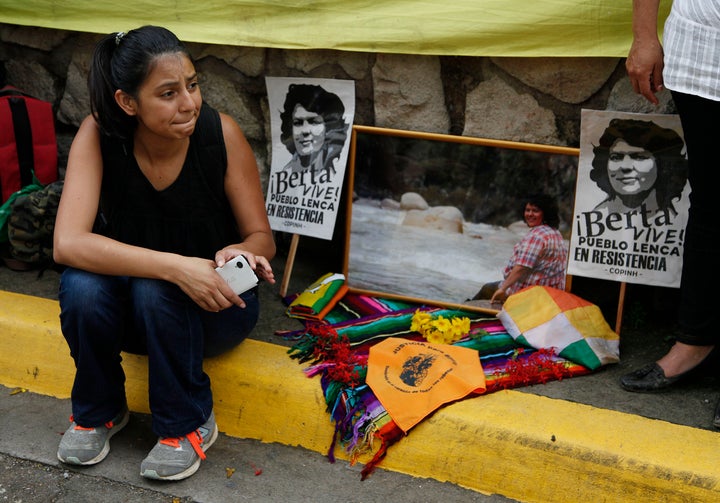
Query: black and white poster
567 109 689 288
265 77 355 240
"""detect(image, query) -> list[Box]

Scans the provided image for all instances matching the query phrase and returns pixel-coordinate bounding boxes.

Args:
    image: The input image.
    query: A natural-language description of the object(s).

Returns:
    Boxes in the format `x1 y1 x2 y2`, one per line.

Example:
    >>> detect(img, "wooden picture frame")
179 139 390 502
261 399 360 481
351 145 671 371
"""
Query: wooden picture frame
342 125 580 314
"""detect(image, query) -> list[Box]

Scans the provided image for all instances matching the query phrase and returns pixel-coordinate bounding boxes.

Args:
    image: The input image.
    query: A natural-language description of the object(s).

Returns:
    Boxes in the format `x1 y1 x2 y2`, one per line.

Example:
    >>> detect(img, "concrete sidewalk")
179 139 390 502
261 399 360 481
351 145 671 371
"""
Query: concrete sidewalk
1 245 720 502
1 386 509 502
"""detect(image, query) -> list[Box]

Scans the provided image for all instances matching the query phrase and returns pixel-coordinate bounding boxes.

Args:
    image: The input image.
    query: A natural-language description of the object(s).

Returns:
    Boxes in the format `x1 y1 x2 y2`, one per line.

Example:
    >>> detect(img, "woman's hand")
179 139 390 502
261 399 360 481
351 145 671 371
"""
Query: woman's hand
204 249 276 311
490 288 507 304
626 38 664 105
215 249 275 284
490 265 530 305
170 255 243 312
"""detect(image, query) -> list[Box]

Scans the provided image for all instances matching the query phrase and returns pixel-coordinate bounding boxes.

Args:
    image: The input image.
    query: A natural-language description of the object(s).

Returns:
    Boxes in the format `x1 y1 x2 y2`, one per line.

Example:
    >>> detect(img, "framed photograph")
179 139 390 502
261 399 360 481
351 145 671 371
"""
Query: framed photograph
342 125 579 312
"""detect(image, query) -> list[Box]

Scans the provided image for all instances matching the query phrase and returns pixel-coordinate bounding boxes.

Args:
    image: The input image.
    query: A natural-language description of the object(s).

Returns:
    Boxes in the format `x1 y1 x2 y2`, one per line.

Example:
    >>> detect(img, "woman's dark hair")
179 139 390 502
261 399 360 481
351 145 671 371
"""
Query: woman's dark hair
279 84 347 155
590 118 687 210
88 25 192 139
522 193 560 229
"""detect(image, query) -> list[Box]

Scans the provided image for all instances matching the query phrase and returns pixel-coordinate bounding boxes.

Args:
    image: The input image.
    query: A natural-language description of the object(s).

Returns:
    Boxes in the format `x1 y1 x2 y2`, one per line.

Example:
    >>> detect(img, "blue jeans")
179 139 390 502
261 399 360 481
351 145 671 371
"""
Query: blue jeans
58 267 259 437
672 91 719 346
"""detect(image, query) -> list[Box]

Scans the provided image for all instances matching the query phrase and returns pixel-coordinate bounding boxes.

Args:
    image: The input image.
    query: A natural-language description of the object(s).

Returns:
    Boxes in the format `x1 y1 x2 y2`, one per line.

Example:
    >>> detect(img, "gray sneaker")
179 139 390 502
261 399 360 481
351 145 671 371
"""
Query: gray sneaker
140 411 218 481
57 406 130 465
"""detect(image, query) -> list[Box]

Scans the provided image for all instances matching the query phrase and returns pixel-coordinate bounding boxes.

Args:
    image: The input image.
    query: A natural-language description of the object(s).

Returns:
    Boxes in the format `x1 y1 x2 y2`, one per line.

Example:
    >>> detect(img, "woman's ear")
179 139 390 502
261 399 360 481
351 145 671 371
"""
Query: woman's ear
114 90 137 116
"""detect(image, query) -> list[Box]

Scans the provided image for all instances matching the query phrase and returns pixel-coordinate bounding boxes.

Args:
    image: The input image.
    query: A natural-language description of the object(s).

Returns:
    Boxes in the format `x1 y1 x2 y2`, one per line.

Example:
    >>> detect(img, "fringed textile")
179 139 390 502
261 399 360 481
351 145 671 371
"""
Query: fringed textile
287 295 590 479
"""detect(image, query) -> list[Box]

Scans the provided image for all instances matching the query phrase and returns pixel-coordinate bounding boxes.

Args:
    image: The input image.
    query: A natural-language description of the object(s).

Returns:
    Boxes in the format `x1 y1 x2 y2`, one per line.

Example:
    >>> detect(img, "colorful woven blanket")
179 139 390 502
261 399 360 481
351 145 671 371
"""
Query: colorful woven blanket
284 292 590 479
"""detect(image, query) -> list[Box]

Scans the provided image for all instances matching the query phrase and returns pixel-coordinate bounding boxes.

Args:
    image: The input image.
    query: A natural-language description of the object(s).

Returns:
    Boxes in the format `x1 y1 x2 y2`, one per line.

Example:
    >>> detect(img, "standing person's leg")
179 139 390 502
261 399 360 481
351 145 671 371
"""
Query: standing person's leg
673 92 720 426
620 92 719 395
57 268 131 465
672 91 720 345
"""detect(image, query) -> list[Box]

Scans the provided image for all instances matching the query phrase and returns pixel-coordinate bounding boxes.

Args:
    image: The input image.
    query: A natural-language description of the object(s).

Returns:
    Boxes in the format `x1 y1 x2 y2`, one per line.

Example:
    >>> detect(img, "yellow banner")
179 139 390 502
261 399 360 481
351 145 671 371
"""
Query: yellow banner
0 0 671 57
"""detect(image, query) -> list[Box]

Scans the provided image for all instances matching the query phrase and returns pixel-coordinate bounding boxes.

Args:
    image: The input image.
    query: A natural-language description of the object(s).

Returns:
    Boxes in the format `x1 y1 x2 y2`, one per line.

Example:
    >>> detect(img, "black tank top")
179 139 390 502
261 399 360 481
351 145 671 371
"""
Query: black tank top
98 103 240 259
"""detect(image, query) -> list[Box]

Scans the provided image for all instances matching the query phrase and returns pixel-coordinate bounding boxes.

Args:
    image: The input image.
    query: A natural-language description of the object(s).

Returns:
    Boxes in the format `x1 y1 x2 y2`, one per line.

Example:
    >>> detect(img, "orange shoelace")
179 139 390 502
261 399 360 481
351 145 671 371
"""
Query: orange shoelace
159 430 206 460
68 415 114 431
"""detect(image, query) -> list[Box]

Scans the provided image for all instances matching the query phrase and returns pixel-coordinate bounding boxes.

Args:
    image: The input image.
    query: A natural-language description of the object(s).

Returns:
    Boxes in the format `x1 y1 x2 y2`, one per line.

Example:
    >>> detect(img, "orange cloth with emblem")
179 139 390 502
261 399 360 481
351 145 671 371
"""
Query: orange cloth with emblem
366 337 486 433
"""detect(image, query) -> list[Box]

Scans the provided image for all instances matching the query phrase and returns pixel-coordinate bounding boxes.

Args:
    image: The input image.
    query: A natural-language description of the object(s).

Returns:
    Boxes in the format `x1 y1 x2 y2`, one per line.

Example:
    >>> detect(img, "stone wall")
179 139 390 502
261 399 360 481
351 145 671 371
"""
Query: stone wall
0 22 677 185
0 22 681 319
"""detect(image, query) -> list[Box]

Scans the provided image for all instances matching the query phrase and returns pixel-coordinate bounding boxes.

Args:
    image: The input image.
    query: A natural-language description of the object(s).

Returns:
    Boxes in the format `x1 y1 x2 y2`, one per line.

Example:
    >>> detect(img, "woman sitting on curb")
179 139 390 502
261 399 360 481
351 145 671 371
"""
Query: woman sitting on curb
53 25 275 481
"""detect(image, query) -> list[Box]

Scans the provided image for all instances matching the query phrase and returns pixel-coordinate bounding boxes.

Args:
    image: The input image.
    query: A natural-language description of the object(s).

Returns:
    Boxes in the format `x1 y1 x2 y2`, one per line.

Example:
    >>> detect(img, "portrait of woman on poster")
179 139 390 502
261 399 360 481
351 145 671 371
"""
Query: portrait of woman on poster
590 118 687 215
279 83 349 176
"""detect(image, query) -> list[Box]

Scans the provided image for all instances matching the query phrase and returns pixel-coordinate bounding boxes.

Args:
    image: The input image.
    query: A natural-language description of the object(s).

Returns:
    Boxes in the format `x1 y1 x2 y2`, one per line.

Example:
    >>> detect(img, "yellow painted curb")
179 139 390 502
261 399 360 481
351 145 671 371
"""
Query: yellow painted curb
0 290 334 452
2 290 719 502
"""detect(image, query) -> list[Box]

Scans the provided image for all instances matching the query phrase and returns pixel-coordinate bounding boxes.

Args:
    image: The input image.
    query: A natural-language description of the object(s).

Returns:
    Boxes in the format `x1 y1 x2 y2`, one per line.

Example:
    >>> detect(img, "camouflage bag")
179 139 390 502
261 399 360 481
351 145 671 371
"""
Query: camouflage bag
6 179 63 269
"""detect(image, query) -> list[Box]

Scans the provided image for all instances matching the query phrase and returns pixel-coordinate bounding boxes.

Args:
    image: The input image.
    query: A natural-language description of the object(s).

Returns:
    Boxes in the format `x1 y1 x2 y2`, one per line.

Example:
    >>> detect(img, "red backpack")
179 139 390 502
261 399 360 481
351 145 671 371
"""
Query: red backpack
0 86 58 203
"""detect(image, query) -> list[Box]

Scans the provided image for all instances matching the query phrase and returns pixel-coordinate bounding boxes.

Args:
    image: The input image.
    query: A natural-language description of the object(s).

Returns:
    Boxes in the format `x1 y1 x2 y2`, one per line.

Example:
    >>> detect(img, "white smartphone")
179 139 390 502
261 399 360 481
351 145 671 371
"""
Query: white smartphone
215 255 258 295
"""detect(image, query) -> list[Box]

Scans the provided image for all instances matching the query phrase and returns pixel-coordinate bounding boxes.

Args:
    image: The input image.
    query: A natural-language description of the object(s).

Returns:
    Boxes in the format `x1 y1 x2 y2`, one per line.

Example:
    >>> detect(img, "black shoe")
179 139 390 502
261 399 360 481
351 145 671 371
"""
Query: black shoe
619 362 687 393
713 398 720 429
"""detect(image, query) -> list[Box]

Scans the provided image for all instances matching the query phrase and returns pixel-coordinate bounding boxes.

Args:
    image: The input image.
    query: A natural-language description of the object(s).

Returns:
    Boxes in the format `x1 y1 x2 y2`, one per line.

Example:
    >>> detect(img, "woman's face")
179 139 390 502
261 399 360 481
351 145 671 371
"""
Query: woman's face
125 53 202 140
607 140 658 196
292 105 326 157
524 203 544 227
